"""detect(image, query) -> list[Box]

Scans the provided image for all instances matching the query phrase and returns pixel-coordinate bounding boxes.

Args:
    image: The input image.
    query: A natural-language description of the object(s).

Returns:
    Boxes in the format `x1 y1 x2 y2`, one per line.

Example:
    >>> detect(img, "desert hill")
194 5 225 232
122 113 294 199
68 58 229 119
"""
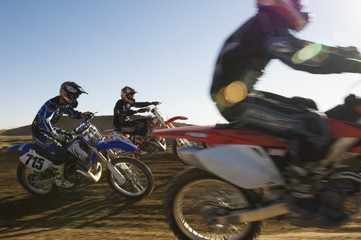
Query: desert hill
1 115 116 136
0 115 189 136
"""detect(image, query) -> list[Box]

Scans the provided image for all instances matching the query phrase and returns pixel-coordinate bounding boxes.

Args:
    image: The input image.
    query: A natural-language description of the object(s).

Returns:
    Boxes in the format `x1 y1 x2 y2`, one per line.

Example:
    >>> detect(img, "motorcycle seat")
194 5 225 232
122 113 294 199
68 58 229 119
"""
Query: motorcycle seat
30 144 55 159
326 104 361 122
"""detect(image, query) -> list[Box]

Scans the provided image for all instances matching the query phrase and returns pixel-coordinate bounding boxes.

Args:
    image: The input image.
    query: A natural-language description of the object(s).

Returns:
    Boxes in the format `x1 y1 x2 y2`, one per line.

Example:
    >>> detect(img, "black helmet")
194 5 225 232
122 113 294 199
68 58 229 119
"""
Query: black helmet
60 81 87 104
121 86 137 103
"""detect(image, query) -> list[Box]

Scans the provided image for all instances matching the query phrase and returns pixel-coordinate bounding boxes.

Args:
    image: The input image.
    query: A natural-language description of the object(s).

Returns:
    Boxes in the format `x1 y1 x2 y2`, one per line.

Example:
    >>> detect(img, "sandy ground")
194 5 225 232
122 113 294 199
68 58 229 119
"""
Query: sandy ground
0 136 360 240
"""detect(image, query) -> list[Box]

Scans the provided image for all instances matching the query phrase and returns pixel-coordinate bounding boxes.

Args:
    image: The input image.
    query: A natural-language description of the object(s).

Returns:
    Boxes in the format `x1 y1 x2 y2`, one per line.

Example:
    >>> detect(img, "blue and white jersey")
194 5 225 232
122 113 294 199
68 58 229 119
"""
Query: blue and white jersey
32 96 82 136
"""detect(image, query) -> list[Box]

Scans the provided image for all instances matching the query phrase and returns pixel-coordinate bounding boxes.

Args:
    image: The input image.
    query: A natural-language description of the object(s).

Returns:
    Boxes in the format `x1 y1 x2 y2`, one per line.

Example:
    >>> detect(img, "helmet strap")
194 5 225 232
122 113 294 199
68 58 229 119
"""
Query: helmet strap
60 94 73 105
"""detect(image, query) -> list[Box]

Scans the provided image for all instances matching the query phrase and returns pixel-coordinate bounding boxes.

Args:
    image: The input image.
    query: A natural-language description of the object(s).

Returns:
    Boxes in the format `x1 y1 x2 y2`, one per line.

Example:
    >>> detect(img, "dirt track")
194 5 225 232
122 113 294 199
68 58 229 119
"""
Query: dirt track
0 136 360 240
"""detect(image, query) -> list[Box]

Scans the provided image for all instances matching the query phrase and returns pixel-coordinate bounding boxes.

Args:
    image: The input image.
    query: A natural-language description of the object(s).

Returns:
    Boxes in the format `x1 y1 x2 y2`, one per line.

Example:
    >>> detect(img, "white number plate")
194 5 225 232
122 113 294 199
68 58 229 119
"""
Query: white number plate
19 149 53 172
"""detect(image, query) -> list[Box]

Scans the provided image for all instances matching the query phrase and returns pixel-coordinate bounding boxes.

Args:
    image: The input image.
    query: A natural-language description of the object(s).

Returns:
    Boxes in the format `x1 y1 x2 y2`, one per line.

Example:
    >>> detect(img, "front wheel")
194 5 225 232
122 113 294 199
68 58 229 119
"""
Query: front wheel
107 157 154 199
17 163 57 196
165 168 262 240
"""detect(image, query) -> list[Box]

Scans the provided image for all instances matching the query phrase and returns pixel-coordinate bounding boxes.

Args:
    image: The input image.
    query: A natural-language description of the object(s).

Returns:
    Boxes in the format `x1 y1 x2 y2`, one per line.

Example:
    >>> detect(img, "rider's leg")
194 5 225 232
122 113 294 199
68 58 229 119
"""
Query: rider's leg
47 144 75 188
222 94 348 228
32 131 74 188
274 122 348 228
288 156 349 228
52 162 74 188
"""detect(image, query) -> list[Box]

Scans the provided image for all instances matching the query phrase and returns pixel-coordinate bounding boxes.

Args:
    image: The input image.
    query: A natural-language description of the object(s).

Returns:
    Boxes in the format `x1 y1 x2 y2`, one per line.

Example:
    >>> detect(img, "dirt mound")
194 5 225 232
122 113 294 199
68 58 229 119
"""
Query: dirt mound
1 147 360 240
1 115 191 137
1 116 114 136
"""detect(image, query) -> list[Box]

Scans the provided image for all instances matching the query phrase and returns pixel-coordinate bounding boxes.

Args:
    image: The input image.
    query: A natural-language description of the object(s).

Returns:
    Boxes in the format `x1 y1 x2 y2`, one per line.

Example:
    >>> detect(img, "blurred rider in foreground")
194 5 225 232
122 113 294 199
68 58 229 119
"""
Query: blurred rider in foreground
211 0 361 228
32 82 91 188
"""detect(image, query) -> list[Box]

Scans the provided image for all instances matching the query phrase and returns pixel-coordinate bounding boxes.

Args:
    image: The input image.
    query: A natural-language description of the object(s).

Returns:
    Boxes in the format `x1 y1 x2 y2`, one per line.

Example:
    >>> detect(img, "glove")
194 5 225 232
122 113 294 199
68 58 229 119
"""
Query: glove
345 94 361 107
152 101 160 106
137 108 148 113
82 111 94 120
54 134 66 142
337 46 361 59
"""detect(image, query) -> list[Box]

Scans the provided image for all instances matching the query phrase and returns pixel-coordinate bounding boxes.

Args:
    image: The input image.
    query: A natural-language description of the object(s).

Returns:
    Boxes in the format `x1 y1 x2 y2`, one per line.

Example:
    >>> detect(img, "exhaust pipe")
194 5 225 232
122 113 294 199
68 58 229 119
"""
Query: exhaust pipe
76 162 102 182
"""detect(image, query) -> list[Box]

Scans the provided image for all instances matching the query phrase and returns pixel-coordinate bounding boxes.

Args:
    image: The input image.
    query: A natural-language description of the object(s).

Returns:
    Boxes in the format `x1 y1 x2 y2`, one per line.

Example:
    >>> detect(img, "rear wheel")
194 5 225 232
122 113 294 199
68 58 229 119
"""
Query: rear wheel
17 163 57 196
107 157 154 199
165 168 262 240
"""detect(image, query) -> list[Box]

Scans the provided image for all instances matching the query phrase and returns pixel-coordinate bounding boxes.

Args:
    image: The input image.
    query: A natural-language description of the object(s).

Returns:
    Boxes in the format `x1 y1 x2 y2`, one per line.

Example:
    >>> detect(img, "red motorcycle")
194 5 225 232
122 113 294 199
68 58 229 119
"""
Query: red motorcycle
103 104 190 157
152 95 361 240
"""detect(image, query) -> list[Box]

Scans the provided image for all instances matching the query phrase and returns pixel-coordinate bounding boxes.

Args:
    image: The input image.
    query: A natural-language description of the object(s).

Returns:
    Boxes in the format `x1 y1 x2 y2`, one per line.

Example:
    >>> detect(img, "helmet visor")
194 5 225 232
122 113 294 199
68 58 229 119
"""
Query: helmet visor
69 93 80 100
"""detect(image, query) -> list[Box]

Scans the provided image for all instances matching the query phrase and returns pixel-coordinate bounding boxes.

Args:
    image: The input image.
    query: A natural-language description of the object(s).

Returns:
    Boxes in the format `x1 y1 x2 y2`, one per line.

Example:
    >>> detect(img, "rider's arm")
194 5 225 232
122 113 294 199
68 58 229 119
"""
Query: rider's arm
33 98 60 136
133 102 154 108
114 100 137 123
64 105 82 119
265 34 361 74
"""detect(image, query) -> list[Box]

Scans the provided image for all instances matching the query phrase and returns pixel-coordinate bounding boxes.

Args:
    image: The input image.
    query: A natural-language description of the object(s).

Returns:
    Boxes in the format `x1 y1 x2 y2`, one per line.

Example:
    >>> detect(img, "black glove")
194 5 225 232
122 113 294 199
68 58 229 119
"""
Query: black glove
345 94 361 107
137 108 149 113
82 111 94 120
152 101 160 106
337 46 361 59
54 134 66 142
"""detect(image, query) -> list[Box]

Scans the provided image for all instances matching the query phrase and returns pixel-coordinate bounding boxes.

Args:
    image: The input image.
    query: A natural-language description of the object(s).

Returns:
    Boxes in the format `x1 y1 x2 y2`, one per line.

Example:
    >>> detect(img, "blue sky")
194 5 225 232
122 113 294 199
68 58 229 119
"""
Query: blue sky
2 0 361 130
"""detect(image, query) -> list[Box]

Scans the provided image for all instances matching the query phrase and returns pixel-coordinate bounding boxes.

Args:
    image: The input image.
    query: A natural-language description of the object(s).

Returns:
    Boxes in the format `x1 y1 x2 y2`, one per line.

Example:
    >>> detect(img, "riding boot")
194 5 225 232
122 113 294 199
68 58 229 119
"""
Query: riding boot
288 163 348 229
53 163 75 188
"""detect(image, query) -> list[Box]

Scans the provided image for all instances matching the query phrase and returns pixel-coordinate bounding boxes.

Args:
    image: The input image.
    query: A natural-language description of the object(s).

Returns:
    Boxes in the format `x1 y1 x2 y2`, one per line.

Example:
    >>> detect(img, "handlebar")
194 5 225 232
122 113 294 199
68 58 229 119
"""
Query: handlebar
83 111 96 120
72 111 97 134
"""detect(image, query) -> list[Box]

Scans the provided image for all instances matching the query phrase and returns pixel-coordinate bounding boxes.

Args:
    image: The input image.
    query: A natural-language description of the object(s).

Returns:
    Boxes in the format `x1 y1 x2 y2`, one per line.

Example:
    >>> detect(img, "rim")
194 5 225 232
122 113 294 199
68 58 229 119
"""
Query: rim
173 179 253 240
110 162 149 196
21 167 54 194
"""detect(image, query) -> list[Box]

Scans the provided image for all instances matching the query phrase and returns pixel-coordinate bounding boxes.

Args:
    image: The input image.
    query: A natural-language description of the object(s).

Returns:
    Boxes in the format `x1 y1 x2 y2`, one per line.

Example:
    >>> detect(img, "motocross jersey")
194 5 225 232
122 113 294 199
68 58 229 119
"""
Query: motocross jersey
32 96 82 137
211 9 361 111
113 98 153 128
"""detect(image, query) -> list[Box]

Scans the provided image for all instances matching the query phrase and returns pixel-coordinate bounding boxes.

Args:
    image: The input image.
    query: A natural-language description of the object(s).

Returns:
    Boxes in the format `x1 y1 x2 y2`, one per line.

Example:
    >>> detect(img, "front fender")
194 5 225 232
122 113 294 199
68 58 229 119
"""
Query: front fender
179 144 285 188
8 143 32 153
97 140 137 152
165 116 188 125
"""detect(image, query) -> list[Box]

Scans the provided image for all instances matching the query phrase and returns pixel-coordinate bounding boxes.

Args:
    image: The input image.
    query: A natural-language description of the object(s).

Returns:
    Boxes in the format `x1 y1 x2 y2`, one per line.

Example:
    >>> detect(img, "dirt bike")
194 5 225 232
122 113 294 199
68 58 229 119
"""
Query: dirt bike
152 95 361 240
8 113 154 199
103 103 201 158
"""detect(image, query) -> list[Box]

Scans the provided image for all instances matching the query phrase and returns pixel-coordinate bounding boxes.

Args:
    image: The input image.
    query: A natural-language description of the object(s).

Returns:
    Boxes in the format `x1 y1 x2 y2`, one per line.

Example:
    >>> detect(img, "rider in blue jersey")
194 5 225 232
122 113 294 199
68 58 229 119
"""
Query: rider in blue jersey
31 82 91 188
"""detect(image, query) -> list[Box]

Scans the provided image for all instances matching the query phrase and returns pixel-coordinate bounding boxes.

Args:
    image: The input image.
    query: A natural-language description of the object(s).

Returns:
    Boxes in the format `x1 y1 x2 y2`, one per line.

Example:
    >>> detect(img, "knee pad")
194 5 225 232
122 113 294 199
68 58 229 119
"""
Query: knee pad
47 146 66 164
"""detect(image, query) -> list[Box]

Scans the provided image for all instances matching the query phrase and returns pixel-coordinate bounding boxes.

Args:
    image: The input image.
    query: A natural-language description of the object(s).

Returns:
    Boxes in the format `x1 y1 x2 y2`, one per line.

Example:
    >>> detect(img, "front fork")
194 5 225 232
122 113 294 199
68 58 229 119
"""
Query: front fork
153 109 190 147
91 146 126 185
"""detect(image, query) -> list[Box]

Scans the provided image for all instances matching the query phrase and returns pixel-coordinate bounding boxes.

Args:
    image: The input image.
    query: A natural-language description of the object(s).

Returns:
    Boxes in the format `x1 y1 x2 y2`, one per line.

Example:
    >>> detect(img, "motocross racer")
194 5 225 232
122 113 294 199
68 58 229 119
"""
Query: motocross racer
31 82 92 188
210 0 361 228
113 86 159 136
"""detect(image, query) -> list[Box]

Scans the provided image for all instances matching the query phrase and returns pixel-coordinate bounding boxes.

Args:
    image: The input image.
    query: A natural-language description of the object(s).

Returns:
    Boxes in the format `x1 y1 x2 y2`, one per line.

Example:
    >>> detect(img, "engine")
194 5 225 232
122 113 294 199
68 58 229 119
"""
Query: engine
65 162 95 184
318 168 361 216
319 180 359 211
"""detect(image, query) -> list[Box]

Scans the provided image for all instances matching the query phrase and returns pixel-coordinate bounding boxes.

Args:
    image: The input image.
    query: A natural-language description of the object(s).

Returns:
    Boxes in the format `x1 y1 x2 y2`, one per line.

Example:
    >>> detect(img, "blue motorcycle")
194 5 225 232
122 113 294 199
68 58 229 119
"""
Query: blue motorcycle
8 113 154 198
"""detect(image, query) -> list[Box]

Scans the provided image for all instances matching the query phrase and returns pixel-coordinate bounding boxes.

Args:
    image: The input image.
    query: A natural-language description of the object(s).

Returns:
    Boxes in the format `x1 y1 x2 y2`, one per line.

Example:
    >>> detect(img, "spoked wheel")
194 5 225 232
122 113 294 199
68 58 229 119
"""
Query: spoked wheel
107 157 154 199
172 139 208 164
165 168 262 240
17 163 57 196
